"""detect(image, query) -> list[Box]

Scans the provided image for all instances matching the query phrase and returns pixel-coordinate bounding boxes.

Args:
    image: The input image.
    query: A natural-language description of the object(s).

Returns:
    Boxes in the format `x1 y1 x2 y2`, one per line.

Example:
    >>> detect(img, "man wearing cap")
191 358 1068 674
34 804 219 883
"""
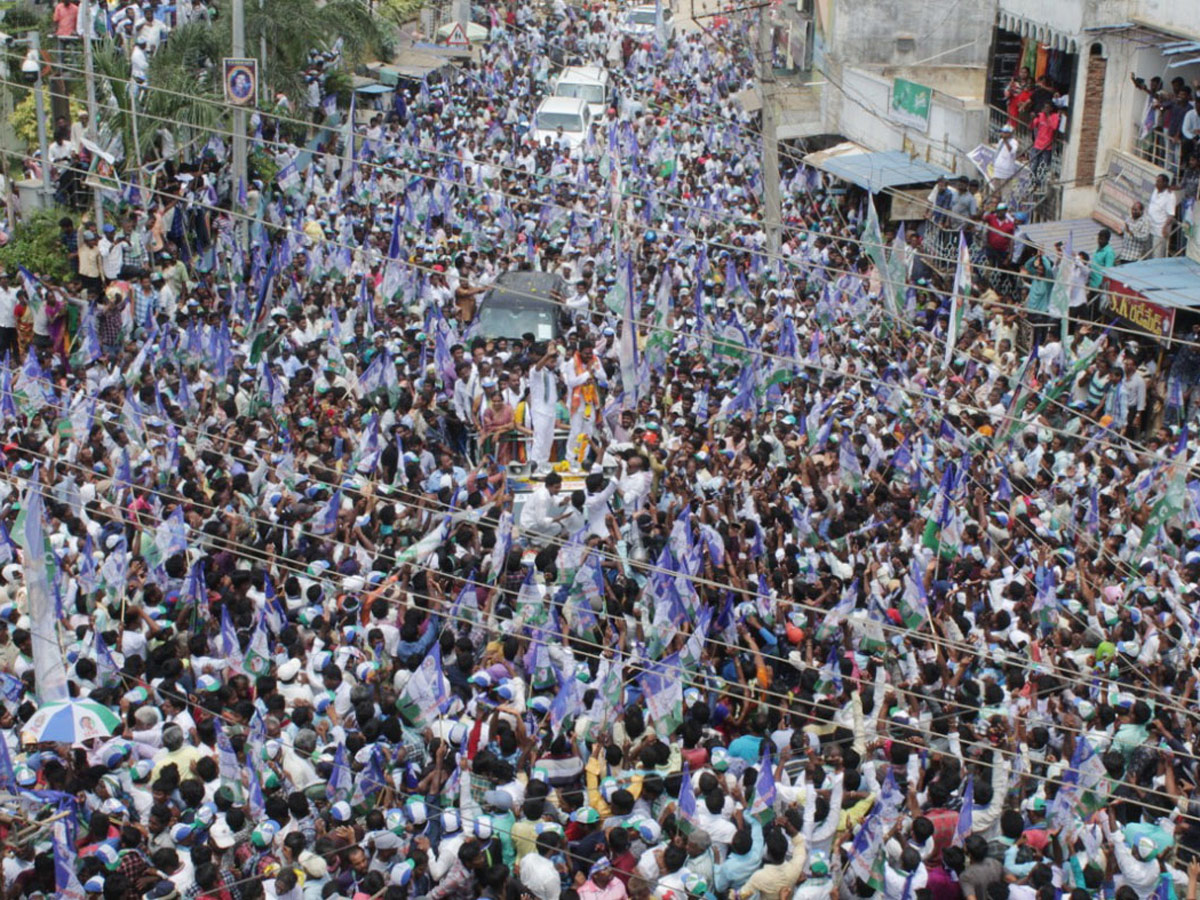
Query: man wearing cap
993 125 1021 184
790 854 832 900
577 857 626 900
77 229 105 298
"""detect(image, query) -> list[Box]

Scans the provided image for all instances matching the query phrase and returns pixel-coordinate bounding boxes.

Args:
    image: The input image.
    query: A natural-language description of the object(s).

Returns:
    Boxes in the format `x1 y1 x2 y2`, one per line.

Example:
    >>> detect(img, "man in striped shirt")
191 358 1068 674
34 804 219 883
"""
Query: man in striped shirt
119 215 152 279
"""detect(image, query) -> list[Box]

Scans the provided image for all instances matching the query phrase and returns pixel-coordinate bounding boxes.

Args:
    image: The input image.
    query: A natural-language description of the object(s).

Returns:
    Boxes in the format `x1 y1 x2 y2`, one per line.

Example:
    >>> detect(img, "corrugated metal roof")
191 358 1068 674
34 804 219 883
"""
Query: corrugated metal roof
803 147 949 192
1104 258 1200 309
1013 218 1104 260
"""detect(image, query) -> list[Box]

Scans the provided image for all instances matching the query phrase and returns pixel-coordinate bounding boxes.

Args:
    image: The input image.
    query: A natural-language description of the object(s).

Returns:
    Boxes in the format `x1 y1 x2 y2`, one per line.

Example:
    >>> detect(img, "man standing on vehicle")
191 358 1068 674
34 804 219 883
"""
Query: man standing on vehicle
529 344 560 469
561 340 607 469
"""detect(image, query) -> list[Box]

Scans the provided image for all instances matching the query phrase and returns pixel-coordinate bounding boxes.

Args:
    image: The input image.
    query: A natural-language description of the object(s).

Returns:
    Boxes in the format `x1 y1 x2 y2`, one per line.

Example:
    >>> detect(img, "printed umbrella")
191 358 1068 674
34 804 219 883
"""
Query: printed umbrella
21 699 121 744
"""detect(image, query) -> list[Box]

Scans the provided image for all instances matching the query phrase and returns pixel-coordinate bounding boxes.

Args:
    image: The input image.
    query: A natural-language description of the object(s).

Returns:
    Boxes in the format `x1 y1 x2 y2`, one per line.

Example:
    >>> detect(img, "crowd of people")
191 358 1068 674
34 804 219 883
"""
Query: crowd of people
1 7 1200 900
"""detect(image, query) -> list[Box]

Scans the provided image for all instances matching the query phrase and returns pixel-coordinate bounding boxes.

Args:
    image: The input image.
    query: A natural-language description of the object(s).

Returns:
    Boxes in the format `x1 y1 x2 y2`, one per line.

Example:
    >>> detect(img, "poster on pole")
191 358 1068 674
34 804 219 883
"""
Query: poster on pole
223 58 257 106
889 77 932 133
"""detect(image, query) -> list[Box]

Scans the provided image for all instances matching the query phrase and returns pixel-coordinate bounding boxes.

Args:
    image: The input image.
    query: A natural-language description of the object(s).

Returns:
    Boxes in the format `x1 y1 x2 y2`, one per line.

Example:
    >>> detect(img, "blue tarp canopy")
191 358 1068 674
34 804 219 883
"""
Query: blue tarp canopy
1104 257 1200 310
803 144 950 193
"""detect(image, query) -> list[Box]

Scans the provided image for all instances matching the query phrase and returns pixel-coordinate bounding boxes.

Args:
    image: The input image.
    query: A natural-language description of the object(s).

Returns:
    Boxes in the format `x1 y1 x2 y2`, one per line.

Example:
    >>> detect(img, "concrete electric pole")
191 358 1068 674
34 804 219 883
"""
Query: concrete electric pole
758 4 781 257
231 0 248 226
81 0 103 225
29 32 51 203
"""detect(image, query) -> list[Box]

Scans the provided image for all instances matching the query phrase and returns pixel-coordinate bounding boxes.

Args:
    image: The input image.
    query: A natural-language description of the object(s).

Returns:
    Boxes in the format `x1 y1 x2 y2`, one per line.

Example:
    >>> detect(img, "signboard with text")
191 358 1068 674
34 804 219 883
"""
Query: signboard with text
889 77 932 133
1101 276 1176 339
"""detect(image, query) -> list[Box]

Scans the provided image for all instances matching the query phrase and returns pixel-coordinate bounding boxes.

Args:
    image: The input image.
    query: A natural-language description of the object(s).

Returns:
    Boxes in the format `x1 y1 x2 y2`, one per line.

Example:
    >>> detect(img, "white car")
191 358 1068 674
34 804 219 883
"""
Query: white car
552 65 611 118
532 96 594 150
620 4 674 41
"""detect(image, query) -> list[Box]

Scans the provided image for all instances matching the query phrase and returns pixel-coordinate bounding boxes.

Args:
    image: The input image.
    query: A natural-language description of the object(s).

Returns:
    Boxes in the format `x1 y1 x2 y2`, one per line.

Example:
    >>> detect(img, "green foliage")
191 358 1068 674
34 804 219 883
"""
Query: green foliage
0 4 50 34
0 208 75 282
92 36 223 166
227 0 384 109
377 0 425 26
249 147 278 185
323 68 354 109
10 88 84 149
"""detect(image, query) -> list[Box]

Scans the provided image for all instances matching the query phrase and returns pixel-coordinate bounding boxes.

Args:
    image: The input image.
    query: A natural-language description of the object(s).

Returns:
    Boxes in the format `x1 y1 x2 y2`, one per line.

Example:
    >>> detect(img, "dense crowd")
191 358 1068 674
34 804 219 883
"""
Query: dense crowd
0 6 1199 900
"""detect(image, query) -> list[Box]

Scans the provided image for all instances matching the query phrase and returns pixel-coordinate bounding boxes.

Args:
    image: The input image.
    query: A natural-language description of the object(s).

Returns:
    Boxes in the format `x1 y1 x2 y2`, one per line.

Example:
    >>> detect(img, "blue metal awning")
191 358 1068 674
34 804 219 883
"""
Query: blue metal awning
803 147 950 193
1104 257 1200 309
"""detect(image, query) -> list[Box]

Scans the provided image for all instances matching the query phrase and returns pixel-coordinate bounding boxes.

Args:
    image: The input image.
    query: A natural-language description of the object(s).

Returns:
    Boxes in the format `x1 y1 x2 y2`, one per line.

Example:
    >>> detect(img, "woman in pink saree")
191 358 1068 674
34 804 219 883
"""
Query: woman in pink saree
480 391 518 465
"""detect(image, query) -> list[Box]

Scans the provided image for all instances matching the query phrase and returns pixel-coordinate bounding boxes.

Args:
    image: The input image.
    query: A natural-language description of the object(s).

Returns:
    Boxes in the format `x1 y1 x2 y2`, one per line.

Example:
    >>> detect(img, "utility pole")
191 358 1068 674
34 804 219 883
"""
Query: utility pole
758 4 781 256
259 0 267 106
0 33 14 232
231 0 248 236
81 0 103 226
29 32 51 204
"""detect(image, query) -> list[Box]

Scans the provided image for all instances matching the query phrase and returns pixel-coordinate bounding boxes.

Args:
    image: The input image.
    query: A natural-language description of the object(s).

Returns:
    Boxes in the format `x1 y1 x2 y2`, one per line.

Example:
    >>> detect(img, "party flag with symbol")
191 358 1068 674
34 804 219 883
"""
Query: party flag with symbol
243 612 272 676
952 775 974 846
677 760 696 830
1140 427 1190 549
943 230 970 367
220 605 243 670
326 743 353 802
749 744 777 824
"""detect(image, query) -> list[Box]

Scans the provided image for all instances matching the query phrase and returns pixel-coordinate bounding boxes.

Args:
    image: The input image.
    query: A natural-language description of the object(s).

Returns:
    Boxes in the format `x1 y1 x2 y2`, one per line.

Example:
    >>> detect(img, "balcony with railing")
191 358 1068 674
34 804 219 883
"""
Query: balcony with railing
984 103 1064 221
1132 128 1190 179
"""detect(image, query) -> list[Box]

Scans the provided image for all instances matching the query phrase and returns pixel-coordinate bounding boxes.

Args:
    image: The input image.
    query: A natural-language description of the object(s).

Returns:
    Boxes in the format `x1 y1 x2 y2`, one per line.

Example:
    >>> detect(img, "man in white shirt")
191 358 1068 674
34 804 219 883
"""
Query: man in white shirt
519 472 567 539
98 224 124 280
1145 173 1177 258
130 36 150 81
0 272 19 360
1183 97 1200 159
138 8 168 51
993 125 1021 182
583 472 618 538
1121 356 1148 436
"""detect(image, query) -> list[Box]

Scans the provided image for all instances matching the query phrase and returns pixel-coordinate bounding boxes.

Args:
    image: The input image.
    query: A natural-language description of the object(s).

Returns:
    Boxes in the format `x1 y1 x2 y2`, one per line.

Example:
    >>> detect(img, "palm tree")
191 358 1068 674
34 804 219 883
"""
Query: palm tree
92 34 226 166
87 0 384 174
235 0 385 104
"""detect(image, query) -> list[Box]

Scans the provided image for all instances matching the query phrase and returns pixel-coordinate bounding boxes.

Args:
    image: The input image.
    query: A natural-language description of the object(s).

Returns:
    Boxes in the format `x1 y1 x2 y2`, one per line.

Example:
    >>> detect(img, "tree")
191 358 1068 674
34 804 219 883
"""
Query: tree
92 36 225 166
85 0 383 171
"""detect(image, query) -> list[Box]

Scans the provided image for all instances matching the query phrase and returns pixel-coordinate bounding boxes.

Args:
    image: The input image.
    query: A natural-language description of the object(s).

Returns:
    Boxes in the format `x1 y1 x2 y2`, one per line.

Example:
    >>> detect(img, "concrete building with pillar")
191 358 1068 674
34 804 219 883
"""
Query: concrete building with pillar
770 0 1200 260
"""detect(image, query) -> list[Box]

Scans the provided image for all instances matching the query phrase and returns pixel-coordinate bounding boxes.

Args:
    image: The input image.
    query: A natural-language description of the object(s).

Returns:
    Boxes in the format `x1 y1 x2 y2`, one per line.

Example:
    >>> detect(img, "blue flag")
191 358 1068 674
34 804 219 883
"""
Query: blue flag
678 760 696 823
327 742 352 802
749 743 776 824
952 775 974 846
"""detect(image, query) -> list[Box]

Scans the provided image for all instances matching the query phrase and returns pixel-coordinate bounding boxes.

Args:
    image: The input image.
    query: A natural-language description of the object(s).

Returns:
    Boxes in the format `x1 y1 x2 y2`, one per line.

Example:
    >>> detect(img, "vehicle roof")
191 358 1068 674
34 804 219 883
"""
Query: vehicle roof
536 96 591 114
486 271 566 302
557 65 608 85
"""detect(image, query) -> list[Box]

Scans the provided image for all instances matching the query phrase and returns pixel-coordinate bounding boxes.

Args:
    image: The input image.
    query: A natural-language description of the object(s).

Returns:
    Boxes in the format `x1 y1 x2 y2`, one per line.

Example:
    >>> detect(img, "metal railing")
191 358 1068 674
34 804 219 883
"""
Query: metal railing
1132 130 1189 179
984 104 1062 222
986 104 1063 190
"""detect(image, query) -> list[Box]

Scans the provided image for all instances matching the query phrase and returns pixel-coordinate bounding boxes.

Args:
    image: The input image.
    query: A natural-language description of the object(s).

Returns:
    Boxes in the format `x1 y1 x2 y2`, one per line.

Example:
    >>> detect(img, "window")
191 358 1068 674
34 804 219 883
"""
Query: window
536 111 584 132
555 83 605 104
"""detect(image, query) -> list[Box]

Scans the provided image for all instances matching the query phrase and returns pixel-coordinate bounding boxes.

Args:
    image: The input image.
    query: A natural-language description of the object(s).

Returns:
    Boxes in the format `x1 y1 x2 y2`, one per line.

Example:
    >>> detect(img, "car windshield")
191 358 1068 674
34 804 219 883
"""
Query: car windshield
629 10 656 24
477 304 557 341
555 82 605 104
536 111 584 131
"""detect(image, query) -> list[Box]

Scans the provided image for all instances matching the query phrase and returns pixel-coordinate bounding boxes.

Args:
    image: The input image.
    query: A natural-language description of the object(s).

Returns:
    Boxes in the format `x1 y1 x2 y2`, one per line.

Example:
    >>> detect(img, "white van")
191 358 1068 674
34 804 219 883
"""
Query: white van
552 65 611 118
532 96 593 150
